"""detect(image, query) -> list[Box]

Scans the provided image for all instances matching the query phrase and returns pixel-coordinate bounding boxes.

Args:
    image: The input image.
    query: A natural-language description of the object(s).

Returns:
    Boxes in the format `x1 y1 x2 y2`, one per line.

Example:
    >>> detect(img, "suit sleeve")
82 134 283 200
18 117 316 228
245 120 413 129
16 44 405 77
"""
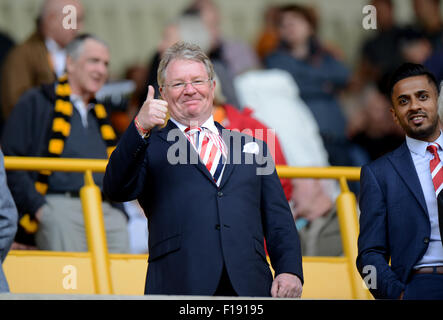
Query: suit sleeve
103 121 149 202
259 141 303 283
357 165 405 299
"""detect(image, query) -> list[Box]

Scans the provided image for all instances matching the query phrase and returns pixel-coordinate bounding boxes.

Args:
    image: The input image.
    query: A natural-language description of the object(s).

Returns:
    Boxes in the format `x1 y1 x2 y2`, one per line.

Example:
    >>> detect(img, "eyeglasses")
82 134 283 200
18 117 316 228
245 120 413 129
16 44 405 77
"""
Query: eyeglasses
163 79 213 90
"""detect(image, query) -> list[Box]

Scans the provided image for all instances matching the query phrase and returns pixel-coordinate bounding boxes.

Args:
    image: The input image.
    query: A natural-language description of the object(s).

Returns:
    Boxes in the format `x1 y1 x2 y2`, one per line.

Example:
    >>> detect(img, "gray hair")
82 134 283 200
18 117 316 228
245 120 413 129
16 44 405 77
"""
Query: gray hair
157 41 214 88
65 34 108 61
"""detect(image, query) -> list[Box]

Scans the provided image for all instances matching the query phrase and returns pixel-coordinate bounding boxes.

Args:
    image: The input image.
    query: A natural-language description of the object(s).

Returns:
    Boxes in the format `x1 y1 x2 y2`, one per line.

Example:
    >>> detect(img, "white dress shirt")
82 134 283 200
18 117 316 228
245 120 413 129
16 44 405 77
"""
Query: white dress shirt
45 37 67 77
70 94 94 128
170 116 219 138
406 132 443 268
170 116 227 186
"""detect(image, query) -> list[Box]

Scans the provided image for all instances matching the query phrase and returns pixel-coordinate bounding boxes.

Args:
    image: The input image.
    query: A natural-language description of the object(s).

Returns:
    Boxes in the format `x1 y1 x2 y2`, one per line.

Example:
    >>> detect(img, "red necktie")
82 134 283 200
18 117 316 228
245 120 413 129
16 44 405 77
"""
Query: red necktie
427 143 443 245
185 127 226 184
428 144 443 195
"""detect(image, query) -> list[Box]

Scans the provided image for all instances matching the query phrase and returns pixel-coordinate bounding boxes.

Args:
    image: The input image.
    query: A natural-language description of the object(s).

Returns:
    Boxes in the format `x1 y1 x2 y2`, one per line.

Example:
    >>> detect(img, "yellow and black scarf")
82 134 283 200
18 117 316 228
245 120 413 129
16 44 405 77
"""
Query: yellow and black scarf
20 75 117 234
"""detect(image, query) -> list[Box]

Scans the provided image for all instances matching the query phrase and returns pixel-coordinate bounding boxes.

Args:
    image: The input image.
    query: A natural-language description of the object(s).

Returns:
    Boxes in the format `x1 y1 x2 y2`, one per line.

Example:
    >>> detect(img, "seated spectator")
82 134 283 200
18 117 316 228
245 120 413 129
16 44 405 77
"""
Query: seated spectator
1 0 84 121
264 4 355 169
0 148 18 292
234 68 342 256
1 34 129 253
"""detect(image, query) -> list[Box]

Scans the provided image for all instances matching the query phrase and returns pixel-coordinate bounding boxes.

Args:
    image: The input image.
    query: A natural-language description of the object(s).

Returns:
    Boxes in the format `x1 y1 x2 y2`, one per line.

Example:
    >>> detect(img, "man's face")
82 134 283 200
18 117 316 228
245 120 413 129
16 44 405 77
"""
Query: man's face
67 39 109 97
390 75 440 142
160 59 215 126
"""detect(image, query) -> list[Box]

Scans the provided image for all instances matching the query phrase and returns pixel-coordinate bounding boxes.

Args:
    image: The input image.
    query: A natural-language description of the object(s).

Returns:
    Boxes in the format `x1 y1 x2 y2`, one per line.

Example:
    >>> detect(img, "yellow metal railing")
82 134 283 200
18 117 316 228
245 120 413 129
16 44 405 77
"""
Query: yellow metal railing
4 156 369 299
276 165 369 299
4 157 111 295
80 171 113 294
4 157 107 172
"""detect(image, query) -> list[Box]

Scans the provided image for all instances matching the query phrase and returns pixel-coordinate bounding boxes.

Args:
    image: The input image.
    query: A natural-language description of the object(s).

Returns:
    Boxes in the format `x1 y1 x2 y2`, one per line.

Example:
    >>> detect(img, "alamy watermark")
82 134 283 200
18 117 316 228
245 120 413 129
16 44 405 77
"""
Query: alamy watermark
166 127 276 176
362 5 377 30
62 264 77 290
62 5 78 30
61 4 378 31
362 265 377 290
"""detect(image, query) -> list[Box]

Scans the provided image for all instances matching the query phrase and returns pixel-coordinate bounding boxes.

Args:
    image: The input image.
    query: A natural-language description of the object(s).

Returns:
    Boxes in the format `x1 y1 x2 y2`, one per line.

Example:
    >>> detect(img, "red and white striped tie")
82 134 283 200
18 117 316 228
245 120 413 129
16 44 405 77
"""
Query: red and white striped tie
427 142 443 245
428 143 443 195
185 126 226 185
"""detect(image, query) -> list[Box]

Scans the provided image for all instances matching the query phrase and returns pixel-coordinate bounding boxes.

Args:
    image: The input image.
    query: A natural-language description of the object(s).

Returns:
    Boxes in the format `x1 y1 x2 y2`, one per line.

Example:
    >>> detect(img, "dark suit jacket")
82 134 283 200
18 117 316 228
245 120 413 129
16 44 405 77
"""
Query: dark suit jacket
0 149 18 292
103 120 303 296
357 142 431 299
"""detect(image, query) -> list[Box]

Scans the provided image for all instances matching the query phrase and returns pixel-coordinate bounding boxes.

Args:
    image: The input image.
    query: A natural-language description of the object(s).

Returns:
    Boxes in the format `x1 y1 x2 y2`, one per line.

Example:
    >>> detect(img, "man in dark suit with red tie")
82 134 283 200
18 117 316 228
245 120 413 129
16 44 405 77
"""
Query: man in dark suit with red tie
103 41 303 297
357 63 443 300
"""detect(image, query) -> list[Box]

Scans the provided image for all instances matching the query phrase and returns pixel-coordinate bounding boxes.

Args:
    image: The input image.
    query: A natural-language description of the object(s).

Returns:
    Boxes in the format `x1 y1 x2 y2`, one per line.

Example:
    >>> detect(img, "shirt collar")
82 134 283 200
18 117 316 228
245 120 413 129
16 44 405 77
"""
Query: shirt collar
70 94 94 127
45 37 64 54
406 130 443 157
170 115 218 135
70 94 94 111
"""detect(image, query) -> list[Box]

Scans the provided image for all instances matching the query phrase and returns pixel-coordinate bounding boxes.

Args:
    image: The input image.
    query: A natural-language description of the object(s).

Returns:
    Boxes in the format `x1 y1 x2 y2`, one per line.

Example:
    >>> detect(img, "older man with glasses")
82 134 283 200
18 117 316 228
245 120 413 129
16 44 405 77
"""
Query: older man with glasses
104 41 303 297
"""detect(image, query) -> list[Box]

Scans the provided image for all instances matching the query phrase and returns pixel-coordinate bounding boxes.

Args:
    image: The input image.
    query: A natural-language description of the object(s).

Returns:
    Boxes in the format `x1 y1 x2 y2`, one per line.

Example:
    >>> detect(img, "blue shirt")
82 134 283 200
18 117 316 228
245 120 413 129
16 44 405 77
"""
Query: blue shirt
406 132 443 268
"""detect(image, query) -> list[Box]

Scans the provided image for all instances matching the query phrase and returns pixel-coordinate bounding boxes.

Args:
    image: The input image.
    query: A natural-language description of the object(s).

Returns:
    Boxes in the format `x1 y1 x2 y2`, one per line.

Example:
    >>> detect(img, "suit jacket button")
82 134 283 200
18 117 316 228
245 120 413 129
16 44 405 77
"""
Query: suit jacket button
215 224 220 230
424 237 430 244
217 191 223 197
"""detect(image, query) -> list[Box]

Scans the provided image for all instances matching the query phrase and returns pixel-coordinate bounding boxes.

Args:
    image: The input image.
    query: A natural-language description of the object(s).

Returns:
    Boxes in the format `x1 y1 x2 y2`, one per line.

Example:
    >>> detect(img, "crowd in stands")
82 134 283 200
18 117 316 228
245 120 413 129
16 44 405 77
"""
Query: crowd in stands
0 0 442 261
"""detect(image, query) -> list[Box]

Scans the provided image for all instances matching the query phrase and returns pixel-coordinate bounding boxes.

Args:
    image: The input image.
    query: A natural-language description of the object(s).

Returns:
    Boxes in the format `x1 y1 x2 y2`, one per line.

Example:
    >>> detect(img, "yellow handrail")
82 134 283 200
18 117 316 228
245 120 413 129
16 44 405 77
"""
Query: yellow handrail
4 156 369 299
4 157 111 294
4 156 107 172
276 165 361 180
80 170 113 294
336 177 368 299
4 157 361 180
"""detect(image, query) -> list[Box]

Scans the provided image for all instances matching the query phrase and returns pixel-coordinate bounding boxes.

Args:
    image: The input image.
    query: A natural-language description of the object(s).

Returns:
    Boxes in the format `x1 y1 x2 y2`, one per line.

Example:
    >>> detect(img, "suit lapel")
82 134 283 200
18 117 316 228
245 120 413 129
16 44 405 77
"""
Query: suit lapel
217 122 235 189
155 119 178 145
156 120 217 185
388 142 429 216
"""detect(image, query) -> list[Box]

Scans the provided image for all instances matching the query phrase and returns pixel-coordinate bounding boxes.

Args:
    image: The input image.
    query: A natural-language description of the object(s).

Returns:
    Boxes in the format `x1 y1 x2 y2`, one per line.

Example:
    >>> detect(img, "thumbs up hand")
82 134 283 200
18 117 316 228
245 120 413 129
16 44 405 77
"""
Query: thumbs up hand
135 85 169 131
